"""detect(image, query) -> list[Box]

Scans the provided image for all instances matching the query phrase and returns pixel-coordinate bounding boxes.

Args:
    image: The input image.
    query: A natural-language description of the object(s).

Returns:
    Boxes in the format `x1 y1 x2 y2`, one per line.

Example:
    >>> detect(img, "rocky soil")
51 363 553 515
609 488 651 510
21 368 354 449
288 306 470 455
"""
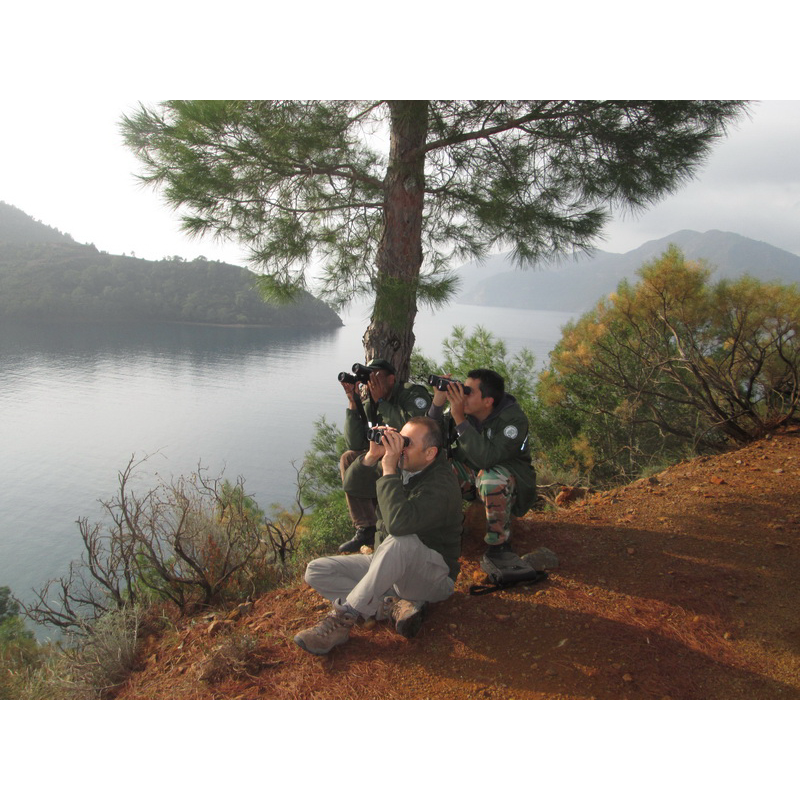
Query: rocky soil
115 428 800 700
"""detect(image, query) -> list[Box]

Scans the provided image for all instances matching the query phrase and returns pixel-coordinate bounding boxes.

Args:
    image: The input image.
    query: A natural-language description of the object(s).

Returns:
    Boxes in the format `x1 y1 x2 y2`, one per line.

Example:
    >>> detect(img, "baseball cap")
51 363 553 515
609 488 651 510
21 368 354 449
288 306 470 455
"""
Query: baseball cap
367 358 396 374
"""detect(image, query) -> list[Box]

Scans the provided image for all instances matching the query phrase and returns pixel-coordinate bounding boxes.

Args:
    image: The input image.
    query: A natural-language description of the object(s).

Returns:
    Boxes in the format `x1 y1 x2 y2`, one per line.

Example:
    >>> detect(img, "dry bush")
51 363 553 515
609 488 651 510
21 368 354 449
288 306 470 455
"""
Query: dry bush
11 606 142 699
22 456 304 635
196 629 261 684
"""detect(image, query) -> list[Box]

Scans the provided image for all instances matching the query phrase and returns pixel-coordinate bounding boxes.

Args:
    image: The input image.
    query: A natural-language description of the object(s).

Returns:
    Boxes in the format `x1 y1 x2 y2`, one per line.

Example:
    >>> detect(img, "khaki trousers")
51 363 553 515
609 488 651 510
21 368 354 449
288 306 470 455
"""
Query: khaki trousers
304 534 455 619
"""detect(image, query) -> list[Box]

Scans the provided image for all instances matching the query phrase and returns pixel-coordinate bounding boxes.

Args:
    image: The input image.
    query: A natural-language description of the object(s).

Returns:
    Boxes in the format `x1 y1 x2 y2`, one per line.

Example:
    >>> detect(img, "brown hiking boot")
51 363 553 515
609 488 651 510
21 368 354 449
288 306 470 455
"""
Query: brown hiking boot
385 598 428 639
294 609 356 655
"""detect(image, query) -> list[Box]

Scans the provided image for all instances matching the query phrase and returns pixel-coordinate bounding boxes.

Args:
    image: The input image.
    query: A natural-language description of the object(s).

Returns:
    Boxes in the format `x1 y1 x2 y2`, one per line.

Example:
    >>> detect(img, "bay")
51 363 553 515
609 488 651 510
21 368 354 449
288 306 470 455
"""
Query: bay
0 304 573 634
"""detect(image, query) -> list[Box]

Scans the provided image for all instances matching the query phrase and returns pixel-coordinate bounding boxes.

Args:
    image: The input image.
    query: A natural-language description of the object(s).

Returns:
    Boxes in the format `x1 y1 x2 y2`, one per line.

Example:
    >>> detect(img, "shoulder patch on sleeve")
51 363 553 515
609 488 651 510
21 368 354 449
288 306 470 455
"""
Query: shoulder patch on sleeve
414 396 428 409
503 425 519 439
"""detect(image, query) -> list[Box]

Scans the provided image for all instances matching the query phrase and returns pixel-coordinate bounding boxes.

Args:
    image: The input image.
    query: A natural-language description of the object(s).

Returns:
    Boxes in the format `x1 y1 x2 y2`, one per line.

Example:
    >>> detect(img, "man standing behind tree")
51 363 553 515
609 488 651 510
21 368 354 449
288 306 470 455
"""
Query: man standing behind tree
338 358 431 553
428 368 537 567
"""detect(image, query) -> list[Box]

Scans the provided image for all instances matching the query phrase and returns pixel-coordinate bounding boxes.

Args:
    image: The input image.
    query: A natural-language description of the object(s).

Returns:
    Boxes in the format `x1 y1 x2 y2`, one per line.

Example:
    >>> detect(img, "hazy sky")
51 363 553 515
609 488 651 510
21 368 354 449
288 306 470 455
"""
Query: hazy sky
2 99 798 267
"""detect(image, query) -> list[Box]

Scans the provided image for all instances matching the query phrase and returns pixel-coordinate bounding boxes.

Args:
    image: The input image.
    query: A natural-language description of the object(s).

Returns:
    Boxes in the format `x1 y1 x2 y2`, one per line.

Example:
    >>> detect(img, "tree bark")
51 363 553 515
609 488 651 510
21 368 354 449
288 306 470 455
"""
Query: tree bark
363 100 429 383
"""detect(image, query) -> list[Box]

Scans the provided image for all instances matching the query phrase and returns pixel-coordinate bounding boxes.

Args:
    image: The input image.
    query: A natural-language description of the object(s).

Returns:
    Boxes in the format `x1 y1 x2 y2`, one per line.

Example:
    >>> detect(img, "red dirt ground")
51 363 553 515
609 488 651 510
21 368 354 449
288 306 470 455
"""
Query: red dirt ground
115 428 800 700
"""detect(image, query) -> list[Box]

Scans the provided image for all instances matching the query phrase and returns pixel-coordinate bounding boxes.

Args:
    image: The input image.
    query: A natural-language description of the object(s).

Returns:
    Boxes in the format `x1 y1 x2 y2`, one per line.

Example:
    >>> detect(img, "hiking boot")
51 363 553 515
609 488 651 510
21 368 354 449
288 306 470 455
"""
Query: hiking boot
293 608 356 655
376 591 399 622
484 541 519 567
385 597 428 639
338 526 376 553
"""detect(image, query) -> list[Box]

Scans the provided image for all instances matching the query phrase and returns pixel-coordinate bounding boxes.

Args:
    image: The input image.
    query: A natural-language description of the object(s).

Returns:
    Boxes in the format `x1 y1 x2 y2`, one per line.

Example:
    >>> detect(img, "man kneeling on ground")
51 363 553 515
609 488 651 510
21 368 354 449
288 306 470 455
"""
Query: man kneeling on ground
294 416 462 655
427 368 537 569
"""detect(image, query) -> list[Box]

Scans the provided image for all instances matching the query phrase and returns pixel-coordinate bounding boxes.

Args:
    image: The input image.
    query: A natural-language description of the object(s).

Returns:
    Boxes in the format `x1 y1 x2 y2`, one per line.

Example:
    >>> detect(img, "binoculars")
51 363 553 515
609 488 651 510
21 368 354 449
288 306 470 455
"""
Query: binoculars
338 363 374 384
427 374 472 395
366 427 411 447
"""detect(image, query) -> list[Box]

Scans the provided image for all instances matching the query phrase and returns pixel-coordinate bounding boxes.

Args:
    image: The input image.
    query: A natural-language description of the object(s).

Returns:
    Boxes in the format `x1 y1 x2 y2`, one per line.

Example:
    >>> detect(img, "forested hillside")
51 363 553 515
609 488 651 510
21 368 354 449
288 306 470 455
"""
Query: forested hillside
0 202 341 328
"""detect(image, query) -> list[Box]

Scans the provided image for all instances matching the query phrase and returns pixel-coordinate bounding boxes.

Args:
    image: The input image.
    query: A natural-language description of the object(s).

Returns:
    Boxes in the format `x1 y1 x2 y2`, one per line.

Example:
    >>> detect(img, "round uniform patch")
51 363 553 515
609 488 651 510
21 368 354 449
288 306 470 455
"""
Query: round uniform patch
414 396 428 409
503 425 519 439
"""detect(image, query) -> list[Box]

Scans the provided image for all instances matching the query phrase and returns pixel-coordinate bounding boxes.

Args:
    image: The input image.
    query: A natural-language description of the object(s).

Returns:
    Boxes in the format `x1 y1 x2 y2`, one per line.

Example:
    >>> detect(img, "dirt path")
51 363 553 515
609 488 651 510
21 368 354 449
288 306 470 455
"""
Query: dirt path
116 429 800 700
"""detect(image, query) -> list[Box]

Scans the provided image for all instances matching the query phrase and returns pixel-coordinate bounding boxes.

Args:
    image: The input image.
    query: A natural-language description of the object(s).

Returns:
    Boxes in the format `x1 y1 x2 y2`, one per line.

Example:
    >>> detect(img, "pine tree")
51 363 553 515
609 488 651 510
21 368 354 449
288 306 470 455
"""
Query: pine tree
121 100 748 379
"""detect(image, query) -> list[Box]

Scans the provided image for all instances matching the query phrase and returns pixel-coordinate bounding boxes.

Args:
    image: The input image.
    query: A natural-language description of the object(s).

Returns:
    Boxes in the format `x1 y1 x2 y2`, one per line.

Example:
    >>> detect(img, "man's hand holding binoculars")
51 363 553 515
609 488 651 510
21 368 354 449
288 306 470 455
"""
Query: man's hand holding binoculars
431 374 467 425
362 426 407 474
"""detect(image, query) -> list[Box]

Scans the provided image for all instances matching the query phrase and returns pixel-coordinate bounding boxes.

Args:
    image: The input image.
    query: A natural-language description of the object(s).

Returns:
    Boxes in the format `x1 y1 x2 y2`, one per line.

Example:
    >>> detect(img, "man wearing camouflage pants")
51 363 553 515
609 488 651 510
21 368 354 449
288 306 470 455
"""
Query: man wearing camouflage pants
427 368 537 566
294 417 462 656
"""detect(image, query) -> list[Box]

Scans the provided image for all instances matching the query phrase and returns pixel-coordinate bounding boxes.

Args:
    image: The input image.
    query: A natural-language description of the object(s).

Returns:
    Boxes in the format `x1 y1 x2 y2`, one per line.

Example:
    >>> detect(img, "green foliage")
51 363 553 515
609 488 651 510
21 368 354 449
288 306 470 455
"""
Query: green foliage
414 325 538 420
286 416 353 564
0 586 34 649
0 586 19 624
293 492 352 564
540 246 800 482
123 100 387 307
0 615 34 646
0 586 41 699
299 416 347 507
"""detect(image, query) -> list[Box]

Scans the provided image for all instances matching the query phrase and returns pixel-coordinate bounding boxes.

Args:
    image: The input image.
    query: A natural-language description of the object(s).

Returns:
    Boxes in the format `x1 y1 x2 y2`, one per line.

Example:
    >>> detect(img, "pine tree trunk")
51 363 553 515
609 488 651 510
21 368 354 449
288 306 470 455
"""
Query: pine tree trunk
363 100 429 384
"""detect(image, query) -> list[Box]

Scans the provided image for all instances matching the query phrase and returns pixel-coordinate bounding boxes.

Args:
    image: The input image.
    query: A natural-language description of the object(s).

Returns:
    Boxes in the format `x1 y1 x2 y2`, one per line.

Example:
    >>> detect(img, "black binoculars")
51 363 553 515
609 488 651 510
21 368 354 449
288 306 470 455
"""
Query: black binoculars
338 363 374 384
366 427 411 447
427 374 472 395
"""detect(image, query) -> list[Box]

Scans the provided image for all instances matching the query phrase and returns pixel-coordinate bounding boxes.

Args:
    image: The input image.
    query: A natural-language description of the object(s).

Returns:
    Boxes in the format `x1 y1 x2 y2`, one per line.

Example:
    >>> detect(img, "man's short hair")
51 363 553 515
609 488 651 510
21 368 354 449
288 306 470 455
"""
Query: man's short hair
407 416 443 452
467 368 505 407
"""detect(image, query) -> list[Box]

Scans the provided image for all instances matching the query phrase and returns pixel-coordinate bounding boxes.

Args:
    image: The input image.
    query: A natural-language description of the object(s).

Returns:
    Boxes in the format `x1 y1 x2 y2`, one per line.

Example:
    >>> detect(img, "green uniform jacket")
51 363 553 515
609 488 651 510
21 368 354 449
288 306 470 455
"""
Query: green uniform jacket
430 394 537 516
342 449 462 581
343 382 432 451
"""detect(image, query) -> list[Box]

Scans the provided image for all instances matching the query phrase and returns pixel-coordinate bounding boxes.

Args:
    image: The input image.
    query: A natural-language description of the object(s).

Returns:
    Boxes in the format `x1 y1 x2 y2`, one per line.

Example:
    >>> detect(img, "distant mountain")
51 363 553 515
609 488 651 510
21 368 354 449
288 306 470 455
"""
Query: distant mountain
0 201 75 246
0 202 342 328
455 230 800 312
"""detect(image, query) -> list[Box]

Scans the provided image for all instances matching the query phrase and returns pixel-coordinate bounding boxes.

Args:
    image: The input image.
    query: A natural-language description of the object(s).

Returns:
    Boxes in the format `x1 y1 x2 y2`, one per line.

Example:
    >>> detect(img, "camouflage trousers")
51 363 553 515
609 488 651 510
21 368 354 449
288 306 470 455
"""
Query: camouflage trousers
340 450 377 528
451 461 516 545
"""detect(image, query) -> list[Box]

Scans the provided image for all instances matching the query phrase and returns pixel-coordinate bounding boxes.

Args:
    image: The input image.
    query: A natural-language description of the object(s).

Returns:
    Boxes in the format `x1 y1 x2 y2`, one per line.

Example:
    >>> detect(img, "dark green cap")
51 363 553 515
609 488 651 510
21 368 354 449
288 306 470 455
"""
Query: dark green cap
367 358 396 374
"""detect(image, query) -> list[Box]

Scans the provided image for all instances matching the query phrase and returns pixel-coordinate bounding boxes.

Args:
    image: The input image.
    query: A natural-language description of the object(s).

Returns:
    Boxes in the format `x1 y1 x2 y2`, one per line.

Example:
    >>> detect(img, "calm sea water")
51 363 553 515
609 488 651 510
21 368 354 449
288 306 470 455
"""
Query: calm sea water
0 304 573 634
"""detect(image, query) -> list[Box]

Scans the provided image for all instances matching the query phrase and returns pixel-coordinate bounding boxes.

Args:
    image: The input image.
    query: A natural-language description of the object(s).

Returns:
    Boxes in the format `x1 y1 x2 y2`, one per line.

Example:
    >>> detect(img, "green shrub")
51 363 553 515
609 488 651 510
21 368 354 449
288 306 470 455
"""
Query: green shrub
300 416 347 507
294 491 352 564
412 324 537 421
541 246 800 483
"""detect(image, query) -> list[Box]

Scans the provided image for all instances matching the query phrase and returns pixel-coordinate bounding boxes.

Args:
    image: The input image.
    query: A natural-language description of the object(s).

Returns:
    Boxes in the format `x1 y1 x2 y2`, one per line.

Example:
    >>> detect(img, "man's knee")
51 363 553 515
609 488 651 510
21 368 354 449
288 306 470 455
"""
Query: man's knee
476 467 513 499
372 534 424 568
339 449 362 480
304 556 334 589
378 534 417 554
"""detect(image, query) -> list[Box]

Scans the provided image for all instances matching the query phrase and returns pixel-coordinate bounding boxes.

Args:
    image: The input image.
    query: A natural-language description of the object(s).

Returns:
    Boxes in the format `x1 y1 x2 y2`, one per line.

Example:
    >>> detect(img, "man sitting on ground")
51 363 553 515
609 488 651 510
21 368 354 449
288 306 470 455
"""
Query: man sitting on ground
294 416 462 656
